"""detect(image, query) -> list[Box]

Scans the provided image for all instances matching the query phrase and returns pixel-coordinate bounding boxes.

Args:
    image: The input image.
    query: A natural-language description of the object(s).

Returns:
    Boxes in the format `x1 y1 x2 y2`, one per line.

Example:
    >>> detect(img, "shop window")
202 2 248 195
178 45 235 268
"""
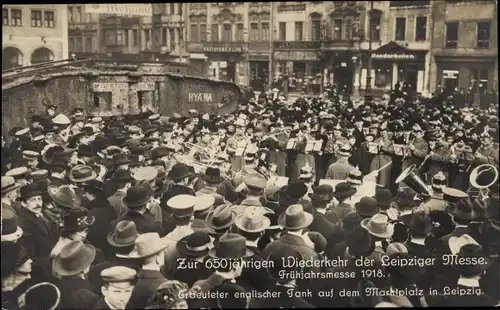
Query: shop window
445 22 458 48
93 92 112 109
374 61 392 89
31 10 42 27
477 21 490 48
250 23 259 41
370 16 381 41
395 17 406 41
261 22 269 41
470 69 489 93
311 19 321 41
75 36 83 51
161 28 167 46
222 23 232 41
200 24 207 42
84 36 92 52
333 19 342 40
295 22 303 41
236 23 244 41
415 16 427 41
124 29 129 47
190 24 199 41
279 22 286 40
211 24 219 41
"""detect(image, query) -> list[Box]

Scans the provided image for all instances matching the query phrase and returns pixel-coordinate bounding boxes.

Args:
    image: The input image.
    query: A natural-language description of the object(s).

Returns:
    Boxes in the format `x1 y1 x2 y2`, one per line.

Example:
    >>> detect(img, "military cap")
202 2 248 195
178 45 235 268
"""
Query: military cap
243 174 267 190
194 194 216 212
148 113 160 121
91 117 103 124
15 128 30 137
442 187 468 203
23 150 40 161
101 266 137 285
31 169 49 181
133 167 158 182
167 194 197 217
6 167 29 178
52 114 71 126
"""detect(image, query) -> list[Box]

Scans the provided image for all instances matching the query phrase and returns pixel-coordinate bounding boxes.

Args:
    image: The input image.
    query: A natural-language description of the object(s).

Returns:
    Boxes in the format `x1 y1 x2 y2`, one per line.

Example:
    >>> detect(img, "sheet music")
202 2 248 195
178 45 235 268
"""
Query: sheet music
305 140 316 152
393 144 404 156
313 140 323 152
368 142 379 154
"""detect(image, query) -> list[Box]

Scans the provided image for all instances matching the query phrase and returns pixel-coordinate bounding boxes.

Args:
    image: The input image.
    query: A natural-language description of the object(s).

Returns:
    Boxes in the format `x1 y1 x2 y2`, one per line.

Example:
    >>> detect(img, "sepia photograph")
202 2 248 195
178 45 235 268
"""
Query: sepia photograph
1 1 499 308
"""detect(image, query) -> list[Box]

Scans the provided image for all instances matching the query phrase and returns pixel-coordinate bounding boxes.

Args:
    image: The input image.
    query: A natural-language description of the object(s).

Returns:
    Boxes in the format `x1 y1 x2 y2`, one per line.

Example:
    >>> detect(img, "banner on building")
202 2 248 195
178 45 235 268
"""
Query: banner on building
84 4 153 16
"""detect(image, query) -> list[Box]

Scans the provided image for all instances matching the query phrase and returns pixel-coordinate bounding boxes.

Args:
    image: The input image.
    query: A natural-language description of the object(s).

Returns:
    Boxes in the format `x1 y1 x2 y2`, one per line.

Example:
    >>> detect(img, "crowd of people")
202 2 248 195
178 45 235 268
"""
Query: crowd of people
1 83 499 309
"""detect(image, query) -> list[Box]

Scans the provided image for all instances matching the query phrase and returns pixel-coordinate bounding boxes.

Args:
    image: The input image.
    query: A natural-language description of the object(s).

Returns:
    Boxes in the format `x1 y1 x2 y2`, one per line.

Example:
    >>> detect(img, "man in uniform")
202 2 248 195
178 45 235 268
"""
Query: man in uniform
326 144 354 180
423 172 448 213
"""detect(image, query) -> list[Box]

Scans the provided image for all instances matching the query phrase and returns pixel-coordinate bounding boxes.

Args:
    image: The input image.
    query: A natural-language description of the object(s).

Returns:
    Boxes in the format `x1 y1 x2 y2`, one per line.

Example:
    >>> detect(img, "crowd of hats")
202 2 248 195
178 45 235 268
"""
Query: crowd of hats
1 85 499 309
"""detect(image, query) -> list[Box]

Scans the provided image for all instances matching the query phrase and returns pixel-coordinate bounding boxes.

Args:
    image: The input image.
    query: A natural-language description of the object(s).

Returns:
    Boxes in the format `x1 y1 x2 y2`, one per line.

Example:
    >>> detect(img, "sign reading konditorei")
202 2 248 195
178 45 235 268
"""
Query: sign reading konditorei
188 93 213 102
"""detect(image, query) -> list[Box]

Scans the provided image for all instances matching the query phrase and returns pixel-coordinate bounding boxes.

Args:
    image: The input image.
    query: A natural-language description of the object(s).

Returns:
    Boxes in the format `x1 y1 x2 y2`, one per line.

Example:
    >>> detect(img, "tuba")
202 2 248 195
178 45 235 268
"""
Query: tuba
468 164 499 202
395 164 434 201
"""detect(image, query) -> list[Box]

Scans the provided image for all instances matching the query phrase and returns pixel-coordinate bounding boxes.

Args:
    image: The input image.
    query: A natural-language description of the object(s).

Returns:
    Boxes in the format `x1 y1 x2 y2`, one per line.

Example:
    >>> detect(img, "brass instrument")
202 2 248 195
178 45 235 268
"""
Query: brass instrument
395 164 434 202
402 138 415 162
468 164 498 202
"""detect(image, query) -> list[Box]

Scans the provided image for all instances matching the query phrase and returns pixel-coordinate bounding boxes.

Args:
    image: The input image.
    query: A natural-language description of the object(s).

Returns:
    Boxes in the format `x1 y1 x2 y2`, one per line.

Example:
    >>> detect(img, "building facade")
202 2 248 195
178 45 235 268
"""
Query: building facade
429 0 498 95
2 5 69 70
359 0 432 96
68 4 186 63
185 2 272 89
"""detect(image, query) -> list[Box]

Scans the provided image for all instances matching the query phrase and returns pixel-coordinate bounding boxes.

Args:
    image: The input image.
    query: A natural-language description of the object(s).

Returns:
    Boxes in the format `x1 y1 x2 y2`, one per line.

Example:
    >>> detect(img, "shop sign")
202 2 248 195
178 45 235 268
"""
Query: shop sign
274 51 318 61
277 3 306 12
372 53 416 60
188 93 213 102
202 46 243 53
443 70 459 79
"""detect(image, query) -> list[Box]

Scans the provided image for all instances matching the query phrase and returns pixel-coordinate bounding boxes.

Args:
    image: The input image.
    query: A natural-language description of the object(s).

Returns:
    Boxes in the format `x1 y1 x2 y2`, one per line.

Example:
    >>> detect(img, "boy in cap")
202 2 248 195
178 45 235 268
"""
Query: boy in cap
95 266 137 309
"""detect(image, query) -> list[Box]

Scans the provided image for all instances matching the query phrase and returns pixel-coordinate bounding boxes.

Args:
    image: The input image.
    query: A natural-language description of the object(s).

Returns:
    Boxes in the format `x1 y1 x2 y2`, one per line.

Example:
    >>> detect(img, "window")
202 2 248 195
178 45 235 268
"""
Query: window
295 22 303 41
200 24 207 42
211 24 219 41
395 17 406 40
68 7 73 22
261 22 269 41
75 36 83 51
445 22 458 48
143 29 150 48
236 23 244 41
222 23 232 41
250 23 259 41
477 21 490 48
370 16 381 41
311 19 321 41
3 8 8 26
75 7 82 23
162 28 167 45
10 9 21 26
44 11 55 28
345 19 352 39
279 22 286 40
170 28 176 49
333 19 342 40
190 24 198 41
31 10 42 27
170 4 175 15
68 36 75 52
178 4 182 15
132 29 138 46
124 29 129 47
415 16 427 41
106 30 125 46
85 36 92 52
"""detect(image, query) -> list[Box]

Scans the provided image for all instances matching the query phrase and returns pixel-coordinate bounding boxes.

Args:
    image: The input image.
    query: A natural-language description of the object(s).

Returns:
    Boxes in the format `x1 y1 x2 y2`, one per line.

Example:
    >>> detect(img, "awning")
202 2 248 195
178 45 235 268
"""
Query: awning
372 41 417 60
189 53 207 60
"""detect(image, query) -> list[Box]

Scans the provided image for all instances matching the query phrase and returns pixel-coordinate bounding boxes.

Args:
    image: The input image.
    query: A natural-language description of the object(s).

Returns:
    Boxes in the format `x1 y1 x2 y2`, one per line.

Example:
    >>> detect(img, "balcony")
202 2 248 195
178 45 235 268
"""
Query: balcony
321 39 358 50
187 41 248 53
273 41 321 50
